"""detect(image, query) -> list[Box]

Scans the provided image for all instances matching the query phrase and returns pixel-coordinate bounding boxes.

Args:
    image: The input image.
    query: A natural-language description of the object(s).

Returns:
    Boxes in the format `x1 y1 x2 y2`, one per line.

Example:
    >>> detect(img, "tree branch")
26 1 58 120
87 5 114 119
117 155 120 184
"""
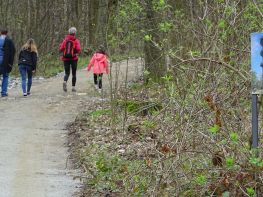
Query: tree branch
173 58 249 81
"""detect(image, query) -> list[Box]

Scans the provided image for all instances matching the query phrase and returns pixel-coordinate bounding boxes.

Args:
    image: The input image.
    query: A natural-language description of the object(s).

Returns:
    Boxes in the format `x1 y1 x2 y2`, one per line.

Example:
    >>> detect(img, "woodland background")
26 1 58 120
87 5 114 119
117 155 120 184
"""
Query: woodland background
1 0 252 79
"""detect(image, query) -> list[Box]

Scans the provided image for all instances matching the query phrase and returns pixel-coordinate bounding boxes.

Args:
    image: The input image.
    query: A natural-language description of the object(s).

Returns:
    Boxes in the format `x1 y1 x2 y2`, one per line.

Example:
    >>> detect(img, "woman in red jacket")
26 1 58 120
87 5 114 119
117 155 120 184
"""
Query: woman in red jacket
87 45 109 93
59 27 81 92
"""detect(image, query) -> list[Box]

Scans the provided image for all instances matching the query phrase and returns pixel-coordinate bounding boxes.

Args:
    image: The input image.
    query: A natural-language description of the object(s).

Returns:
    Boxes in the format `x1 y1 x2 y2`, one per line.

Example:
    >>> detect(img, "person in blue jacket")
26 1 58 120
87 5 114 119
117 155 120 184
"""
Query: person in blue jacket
0 28 16 97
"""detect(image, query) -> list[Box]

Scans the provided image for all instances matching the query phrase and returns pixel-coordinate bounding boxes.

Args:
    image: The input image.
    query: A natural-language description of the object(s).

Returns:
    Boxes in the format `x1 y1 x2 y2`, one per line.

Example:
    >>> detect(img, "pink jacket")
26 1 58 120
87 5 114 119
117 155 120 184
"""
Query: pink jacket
87 53 109 74
59 34 81 61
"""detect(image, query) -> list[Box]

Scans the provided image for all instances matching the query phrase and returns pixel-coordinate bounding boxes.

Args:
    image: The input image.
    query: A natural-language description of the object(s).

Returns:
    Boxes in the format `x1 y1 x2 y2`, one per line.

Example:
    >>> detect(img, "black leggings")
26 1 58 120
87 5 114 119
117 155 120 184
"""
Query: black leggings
64 60 77 86
94 73 103 89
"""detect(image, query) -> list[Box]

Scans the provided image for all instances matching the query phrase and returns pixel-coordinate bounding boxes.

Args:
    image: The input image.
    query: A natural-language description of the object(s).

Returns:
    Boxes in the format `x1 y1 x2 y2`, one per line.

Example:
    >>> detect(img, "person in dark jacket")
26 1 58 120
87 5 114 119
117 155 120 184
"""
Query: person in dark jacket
18 38 38 96
59 27 81 92
0 28 16 97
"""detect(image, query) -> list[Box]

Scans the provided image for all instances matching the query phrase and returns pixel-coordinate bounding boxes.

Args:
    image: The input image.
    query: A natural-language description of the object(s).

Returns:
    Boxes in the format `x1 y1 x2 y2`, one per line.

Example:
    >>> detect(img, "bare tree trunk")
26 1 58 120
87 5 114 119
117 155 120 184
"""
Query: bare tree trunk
142 0 166 81
95 0 109 47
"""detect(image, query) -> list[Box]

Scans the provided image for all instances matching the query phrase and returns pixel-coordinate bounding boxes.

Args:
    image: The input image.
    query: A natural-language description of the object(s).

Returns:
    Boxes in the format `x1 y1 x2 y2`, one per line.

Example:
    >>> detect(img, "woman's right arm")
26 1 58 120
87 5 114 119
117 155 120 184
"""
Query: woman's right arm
18 50 23 66
18 50 22 61
59 39 65 52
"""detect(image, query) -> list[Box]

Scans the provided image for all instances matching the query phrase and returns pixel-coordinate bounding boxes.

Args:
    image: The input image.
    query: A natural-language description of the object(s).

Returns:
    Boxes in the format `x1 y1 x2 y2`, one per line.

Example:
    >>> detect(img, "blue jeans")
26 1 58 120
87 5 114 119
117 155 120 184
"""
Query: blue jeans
19 64 33 94
1 72 9 96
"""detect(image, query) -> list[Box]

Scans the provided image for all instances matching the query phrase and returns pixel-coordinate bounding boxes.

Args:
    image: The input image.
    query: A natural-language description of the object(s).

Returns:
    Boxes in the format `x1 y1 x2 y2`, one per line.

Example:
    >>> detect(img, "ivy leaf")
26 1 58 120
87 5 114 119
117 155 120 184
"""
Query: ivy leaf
218 19 226 29
246 187 255 197
208 125 220 135
144 34 152 41
159 0 165 7
226 157 235 168
230 132 238 143
249 157 263 167
159 22 173 33
195 174 207 185
120 10 127 18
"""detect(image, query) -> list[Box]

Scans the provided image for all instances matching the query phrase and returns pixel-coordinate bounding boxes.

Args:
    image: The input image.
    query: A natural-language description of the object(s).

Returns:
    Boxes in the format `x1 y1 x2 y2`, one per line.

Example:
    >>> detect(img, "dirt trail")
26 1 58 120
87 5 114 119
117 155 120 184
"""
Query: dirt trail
0 58 142 197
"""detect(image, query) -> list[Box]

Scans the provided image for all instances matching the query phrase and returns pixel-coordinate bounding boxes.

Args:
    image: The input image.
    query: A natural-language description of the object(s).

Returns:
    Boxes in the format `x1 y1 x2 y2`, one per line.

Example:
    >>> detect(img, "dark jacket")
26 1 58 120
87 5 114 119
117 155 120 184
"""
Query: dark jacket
0 37 16 74
18 49 38 71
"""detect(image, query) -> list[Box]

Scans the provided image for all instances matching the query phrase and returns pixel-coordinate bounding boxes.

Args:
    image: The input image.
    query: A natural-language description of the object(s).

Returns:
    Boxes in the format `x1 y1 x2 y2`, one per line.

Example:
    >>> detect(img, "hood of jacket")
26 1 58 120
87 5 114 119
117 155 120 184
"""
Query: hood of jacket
65 34 76 41
94 53 106 62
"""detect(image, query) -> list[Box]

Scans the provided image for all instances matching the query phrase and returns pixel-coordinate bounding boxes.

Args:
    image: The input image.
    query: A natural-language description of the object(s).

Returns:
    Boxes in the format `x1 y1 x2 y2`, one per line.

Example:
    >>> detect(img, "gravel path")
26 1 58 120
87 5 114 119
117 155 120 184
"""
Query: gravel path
0 58 143 197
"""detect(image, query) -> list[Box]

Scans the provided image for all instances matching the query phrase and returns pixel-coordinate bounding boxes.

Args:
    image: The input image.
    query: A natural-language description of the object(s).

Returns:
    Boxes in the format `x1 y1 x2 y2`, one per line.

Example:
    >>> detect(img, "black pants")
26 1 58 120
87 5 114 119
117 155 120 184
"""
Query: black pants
94 73 103 89
64 60 77 86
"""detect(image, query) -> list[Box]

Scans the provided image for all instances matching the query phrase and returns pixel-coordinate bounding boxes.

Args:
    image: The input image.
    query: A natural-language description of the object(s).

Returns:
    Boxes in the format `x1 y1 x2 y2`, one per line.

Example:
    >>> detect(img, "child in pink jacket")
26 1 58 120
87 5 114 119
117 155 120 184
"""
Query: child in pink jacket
87 45 109 92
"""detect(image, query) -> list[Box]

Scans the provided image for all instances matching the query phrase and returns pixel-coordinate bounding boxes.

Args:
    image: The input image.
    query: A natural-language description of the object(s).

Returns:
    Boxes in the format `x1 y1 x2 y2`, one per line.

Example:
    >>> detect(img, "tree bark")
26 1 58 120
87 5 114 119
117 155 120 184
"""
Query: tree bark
142 0 166 81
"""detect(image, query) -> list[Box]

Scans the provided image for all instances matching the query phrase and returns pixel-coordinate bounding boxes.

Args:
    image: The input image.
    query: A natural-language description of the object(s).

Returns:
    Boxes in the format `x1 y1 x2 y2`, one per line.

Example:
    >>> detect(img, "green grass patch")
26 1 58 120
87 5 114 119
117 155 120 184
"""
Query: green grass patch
89 109 112 119
118 99 162 115
11 55 90 78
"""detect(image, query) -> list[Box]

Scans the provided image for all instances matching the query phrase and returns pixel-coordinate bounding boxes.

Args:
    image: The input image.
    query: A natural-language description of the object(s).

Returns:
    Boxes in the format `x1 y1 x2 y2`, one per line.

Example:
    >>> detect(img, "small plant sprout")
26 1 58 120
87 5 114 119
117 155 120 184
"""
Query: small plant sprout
208 124 220 135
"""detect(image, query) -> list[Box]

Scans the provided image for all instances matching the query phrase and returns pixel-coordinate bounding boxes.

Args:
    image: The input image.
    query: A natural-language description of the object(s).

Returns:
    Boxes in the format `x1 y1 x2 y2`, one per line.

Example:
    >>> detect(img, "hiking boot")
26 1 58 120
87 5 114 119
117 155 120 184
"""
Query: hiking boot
63 81 67 92
72 87 76 92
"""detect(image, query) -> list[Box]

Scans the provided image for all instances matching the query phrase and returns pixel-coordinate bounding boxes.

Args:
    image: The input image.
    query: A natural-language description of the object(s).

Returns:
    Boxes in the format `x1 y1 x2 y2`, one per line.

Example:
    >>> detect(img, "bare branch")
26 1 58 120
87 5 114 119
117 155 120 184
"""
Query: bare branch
253 0 263 18
173 57 249 81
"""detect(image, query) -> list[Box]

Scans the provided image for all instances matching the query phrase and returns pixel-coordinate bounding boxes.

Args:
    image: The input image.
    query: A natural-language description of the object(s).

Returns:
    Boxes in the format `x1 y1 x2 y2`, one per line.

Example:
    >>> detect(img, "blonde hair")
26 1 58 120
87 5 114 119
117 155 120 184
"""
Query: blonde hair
21 38 38 54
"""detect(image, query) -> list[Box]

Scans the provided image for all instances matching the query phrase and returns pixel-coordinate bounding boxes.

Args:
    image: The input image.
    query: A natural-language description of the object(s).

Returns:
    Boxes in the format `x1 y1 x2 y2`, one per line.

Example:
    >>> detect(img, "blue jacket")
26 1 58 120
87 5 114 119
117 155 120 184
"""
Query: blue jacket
0 37 5 64
0 37 16 74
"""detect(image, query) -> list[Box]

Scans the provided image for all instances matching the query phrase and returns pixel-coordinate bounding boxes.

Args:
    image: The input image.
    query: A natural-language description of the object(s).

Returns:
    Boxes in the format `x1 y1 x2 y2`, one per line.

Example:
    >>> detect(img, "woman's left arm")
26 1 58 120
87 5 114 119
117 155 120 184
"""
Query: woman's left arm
32 52 38 71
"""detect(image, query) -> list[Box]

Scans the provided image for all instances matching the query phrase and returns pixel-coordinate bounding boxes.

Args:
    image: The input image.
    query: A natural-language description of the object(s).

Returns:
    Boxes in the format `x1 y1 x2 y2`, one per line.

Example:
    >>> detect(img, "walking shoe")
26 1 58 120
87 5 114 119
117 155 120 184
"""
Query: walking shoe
27 92 31 95
63 81 67 92
23 93 27 97
1 94 8 97
72 87 76 92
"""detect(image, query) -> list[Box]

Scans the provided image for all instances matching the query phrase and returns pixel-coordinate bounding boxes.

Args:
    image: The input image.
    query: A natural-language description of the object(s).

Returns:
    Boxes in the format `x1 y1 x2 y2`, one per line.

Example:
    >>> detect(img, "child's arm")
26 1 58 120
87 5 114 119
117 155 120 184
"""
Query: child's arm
75 39 81 54
105 58 109 74
87 55 95 71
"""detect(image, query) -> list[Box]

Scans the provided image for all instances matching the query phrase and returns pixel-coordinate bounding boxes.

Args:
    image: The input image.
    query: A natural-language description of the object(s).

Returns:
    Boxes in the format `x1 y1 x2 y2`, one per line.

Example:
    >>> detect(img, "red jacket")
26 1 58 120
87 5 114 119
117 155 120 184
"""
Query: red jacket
87 53 109 74
59 35 81 61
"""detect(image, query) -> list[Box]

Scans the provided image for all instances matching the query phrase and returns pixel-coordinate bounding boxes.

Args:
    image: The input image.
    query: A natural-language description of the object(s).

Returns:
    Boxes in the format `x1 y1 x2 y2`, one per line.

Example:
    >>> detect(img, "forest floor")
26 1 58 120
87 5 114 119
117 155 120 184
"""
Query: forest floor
0 58 142 197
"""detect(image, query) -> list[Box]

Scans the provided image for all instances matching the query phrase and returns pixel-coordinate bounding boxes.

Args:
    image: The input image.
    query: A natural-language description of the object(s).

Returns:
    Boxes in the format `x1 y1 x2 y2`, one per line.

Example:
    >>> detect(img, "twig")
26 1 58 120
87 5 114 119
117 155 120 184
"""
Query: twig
253 0 263 19
173 57 249 81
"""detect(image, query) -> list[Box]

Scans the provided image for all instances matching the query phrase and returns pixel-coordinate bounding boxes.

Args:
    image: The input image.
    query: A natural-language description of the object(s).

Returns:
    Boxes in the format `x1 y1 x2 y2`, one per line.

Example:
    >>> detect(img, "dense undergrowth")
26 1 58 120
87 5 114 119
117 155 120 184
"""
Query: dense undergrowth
67 59 263 196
